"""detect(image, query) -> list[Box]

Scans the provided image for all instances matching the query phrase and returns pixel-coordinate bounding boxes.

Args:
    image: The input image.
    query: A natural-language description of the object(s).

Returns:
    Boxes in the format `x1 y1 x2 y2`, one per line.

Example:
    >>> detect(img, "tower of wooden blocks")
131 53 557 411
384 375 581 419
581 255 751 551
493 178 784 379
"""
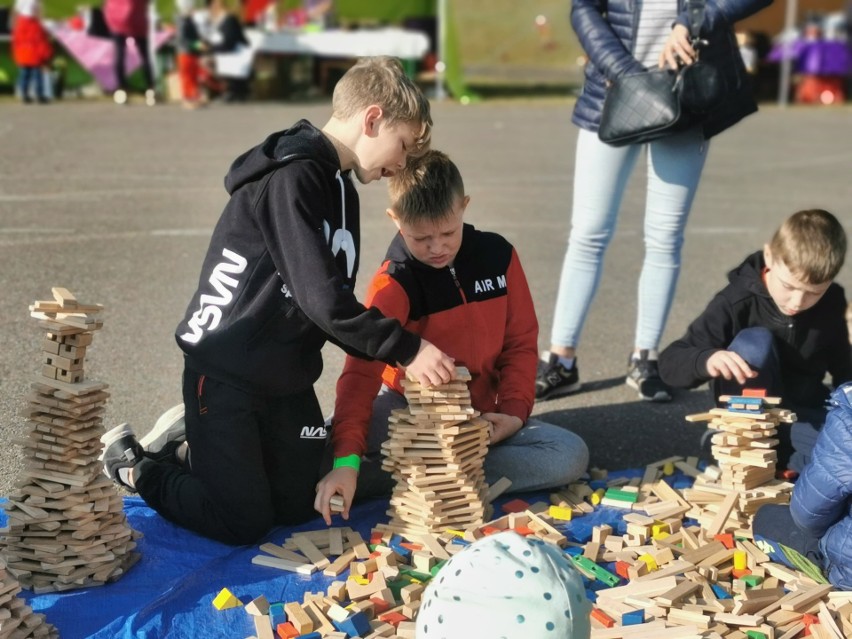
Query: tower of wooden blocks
377 367 492 535
0 557 58 639
0 288 140 593
683 391 796 534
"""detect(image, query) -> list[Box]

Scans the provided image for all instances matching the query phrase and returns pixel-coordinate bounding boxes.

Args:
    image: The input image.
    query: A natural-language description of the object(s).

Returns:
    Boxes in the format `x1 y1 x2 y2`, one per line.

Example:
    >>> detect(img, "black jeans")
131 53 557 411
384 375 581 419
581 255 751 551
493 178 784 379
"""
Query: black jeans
135 366 327 545
113 34 154 91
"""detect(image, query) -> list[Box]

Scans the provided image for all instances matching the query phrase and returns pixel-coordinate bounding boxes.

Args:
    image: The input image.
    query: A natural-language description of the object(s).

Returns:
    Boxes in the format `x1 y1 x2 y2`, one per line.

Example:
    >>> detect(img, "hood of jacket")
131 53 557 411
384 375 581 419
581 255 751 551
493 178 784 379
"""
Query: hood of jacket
223 119 340 195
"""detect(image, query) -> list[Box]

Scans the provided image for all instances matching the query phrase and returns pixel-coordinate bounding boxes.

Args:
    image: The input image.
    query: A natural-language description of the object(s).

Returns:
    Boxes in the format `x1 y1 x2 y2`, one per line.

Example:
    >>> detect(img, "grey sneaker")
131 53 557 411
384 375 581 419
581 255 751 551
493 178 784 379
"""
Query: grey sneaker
139 404 186 461
626 350 672 402
100 423 143 491
535 352 581 400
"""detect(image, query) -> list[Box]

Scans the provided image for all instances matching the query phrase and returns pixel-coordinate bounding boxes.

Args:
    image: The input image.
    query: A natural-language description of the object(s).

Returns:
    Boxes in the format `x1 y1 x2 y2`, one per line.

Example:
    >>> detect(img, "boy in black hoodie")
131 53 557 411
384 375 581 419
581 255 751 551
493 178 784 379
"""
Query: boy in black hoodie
659 209 851 472
100 57 457 545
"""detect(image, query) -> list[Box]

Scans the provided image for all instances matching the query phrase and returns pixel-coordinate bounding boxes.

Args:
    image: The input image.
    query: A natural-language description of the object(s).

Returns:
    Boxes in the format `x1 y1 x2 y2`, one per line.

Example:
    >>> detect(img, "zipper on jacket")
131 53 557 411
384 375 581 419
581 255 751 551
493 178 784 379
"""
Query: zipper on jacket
449 267 467 303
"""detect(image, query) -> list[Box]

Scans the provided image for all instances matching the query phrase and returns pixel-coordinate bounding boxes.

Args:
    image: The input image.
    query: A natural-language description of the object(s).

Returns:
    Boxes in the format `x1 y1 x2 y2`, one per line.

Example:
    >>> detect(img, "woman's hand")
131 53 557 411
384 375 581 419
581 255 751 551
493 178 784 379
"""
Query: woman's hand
659 24 695 70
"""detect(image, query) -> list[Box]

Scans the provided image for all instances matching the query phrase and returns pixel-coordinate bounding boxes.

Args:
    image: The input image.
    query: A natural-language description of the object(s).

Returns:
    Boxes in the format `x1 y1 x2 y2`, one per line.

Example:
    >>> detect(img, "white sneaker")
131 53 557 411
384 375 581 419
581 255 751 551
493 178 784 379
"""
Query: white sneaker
113 89 128 105
145 89 156 107
139 404 186 453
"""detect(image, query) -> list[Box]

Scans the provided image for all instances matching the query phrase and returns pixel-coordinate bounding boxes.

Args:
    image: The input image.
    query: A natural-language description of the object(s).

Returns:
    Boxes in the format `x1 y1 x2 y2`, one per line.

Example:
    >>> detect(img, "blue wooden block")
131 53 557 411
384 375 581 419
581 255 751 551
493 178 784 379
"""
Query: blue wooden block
621 609 644 626
269 602 287 628
296 633 322 639
333 610 372 637
711 583 732 599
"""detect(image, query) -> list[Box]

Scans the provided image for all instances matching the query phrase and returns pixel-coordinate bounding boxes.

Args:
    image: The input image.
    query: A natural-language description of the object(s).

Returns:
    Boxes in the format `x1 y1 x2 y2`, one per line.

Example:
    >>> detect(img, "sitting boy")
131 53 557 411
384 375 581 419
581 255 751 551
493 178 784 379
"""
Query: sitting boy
752 381 852 590
659 209 851 471
314 150 589 523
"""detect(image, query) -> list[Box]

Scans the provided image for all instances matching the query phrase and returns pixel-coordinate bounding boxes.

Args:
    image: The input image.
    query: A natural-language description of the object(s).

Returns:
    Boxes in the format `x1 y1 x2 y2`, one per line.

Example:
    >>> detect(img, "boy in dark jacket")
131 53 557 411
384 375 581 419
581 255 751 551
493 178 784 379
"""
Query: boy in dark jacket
659 209 851 471
100 57 456 545
314 150 589 524
753 382 852 590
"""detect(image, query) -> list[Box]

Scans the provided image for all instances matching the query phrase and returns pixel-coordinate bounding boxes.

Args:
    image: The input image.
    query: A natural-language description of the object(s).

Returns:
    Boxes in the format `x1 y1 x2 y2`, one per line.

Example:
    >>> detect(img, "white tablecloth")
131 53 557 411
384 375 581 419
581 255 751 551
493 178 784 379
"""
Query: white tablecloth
247 27 430 60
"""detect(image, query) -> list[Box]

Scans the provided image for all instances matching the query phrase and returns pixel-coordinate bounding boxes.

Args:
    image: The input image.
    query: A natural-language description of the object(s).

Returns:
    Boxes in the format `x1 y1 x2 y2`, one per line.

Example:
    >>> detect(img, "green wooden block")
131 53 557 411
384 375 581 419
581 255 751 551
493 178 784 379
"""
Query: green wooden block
603 488 639 503
745 631 767 639
570 555 620 587
740 574 764 588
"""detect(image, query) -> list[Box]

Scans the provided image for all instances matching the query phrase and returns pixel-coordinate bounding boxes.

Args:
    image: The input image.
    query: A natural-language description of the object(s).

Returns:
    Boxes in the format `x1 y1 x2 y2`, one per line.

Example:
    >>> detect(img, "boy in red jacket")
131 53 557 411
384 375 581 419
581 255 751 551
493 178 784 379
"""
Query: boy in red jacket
315 150 589 523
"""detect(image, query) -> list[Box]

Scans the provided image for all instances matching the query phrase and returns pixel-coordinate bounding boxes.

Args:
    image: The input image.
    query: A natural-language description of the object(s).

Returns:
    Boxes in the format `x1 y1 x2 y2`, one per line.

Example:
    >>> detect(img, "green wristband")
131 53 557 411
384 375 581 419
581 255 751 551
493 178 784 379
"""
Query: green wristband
333 454 361 472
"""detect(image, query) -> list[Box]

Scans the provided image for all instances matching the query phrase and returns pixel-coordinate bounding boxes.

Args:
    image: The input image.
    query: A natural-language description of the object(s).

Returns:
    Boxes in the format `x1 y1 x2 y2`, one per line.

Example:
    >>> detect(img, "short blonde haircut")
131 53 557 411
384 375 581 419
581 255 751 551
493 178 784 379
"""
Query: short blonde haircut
388 150 464 225
332 56 432 153
769 209 846 284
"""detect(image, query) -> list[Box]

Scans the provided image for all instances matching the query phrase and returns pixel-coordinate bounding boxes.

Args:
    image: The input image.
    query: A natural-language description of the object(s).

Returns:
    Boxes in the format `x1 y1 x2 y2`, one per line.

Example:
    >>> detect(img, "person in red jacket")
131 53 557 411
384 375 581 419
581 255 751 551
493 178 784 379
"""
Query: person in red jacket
103 0 156 105
11 0 53 104
315 150 589 524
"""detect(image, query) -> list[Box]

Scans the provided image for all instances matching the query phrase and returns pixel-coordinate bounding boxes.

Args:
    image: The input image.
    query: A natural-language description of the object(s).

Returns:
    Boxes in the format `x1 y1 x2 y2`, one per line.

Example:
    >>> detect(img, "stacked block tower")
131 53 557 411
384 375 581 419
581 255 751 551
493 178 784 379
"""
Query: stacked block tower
0 288 140 593
378 367 492 536
683 390 796 534
0 557 58 639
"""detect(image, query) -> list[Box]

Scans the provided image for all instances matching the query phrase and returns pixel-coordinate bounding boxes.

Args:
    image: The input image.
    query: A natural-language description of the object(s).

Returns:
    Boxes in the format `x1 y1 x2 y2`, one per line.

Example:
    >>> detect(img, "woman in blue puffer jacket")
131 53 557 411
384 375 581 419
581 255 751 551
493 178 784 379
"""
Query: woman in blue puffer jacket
536 0 772 404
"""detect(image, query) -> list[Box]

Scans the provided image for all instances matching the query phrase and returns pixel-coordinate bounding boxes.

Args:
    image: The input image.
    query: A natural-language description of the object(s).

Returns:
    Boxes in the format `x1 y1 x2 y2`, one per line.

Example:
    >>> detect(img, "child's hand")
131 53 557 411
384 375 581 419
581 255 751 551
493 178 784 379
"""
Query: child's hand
403 339 455 387
314 467 357 526
481 412 523 445
706 350 757 385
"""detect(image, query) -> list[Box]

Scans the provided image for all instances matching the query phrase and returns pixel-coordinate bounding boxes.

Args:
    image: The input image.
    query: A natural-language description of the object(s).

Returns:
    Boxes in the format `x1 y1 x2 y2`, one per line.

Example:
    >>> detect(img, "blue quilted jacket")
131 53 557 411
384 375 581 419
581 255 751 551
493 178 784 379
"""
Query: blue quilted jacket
790 383 852 590
571 0 772 139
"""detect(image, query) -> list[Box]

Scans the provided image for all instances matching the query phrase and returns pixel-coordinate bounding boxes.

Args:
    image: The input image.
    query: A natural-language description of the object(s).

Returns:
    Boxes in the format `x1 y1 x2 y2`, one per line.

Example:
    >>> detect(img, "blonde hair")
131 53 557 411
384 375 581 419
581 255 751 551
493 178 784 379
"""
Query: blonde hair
388 150 464 225
332 56 432 153
769 209 846 284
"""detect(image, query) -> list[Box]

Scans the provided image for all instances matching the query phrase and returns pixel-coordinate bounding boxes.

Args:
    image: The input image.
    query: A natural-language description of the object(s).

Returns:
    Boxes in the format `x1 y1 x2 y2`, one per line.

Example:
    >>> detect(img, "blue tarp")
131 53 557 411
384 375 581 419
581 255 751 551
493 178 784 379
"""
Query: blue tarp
0 468 694 639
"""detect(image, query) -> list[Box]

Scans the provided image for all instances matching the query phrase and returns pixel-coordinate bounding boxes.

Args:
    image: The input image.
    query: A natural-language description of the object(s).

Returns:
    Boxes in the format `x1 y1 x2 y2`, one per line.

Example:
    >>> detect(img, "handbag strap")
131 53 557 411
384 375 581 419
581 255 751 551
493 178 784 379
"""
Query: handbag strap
685 0 706 42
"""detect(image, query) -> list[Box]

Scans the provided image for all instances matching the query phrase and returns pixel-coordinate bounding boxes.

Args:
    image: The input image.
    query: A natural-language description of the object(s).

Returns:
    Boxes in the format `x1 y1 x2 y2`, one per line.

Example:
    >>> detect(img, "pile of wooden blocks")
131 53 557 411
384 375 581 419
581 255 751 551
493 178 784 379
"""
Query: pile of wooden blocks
683 393 796 534
0 288 140 593
377 367 491 536
0 556 58 639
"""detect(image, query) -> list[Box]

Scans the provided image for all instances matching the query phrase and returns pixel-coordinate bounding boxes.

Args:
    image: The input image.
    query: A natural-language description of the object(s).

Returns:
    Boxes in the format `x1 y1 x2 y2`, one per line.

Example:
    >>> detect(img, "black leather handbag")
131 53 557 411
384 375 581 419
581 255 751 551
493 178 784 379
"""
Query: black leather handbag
598 0 724 146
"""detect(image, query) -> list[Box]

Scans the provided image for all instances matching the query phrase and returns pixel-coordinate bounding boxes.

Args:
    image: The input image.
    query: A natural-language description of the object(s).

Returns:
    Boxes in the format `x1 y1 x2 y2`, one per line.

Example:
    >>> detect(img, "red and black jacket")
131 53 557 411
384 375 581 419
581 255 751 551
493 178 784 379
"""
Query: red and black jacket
332 223 539 458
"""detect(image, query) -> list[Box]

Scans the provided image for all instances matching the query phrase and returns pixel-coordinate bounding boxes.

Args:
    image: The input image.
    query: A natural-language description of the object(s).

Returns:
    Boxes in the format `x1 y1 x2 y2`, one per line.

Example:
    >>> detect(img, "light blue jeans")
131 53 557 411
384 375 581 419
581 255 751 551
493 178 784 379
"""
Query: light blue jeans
550 126 709 351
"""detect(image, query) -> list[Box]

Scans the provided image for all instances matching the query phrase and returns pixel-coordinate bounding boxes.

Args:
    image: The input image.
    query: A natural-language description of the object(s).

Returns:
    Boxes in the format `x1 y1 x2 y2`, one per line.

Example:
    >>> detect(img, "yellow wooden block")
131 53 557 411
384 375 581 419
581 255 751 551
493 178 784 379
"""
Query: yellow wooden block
652 521 670 537
548 505 573 521
733 549 748 571
590 488 606 505
662 461 675 476
638 554 658 572
213 587 242 610
352 574 369 586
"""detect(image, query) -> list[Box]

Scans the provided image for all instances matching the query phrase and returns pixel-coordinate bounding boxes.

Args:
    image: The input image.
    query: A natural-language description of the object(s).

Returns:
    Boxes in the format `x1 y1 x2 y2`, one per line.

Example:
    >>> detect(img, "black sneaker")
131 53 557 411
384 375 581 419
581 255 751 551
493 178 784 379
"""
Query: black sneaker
535 352 581 400
139 404 186 456
100 423 144 491
626 351 672 402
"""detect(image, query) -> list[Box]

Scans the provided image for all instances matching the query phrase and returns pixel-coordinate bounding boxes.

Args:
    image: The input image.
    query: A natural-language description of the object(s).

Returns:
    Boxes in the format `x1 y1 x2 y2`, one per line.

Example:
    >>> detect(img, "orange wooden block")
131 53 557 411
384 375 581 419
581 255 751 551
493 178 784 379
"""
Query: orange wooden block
615 561 631 579
742 388 766 397
501 498 530 514
802 613 819 628
732 568 752 579
591 607 615 628
714 533 735 549
276 622 300 639
513 526 535 536
481 526 502 536
399 542 423 552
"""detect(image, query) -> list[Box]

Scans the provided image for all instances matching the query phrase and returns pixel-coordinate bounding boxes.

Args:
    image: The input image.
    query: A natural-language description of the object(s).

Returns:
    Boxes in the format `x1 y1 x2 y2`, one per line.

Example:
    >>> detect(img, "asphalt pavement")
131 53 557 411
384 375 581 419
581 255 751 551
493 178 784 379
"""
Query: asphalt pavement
1 96 850 496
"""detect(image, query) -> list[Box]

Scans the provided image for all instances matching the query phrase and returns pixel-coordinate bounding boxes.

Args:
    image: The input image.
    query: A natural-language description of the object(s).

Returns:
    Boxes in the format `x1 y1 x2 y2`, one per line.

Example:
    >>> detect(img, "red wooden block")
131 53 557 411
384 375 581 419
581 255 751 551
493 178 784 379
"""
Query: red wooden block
369 596 392 615
513 525 535 536
370 533 384 545
802 613 819 628
276 622 300 639
501 498 530 514
591 607 615 628
399 542 423 552
615 561 631 579
714 533 735 549
742 388 766 397
481 526 502 536
378 611 409 627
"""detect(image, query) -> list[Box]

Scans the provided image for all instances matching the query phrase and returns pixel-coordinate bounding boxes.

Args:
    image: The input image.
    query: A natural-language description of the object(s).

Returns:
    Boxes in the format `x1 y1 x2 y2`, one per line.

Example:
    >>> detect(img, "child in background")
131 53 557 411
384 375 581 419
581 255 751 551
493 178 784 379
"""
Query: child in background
10 0 52 104
416 531 591 638
175 0 208 109
100 57 456 546
753 381 852 590
659 209 851 472
315 150 589 524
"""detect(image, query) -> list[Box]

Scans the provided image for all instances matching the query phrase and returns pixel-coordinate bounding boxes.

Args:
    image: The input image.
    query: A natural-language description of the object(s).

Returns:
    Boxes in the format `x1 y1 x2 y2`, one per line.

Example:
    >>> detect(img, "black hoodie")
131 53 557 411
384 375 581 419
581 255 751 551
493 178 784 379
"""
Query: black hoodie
659 251 852 408
175 120 420 396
